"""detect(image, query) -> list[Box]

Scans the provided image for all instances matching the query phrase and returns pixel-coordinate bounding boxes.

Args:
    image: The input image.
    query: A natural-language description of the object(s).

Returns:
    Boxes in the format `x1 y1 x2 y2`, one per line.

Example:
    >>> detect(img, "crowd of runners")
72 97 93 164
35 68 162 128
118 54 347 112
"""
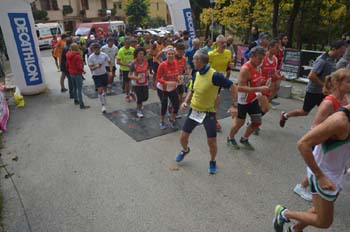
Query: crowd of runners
49 29 350 232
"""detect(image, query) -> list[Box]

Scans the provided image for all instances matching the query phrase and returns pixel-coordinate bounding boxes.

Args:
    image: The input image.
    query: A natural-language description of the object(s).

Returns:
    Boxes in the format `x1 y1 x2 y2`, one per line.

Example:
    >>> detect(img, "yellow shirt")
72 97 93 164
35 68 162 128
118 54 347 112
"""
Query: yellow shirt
190 68 220 112
208 49 232 73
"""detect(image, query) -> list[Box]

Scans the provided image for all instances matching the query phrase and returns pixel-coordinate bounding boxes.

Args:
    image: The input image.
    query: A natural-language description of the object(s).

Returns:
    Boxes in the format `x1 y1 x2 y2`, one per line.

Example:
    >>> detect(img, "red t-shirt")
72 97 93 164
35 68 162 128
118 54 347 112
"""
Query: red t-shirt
244 62 265 103
276 47 284 71
156 60 179 92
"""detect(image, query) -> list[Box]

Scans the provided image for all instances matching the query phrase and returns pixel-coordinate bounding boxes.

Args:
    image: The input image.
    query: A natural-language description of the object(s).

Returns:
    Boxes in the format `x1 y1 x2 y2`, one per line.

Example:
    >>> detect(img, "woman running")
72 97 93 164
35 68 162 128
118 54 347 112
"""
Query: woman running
293 68 350 201
156 45 179 129
128 47 150 118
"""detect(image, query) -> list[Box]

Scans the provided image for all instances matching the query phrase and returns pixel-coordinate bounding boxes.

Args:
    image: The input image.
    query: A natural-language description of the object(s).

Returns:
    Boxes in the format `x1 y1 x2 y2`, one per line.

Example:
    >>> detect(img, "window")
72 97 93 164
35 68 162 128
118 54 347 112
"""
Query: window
51 0 59 10
81 0 89 10
40 0 50 10
101 0 107 9
156 3 159 11
118 3 122 10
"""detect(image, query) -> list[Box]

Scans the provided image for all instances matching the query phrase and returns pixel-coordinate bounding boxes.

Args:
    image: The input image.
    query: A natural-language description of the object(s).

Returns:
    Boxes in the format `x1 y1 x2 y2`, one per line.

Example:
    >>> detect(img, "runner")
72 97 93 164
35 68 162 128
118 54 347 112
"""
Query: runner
273 103 350 232
51 35 60 71
261 40 283 110
185 38 201 79
175 43 190 115
66 43 90 109
156 46 179 130
208 35 233 132
227 46 269 150
117 38 135 102
175 49 236 174
128 47 150 118
151 36 165 89
101 37 118 93
280 40 348 127
88 43 112 113
293 68 350 202
60 37 73 97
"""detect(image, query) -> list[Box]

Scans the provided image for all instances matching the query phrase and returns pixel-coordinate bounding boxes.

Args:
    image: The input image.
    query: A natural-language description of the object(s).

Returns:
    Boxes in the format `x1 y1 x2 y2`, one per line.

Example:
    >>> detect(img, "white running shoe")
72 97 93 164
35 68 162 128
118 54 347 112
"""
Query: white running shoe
137 110 144 118
293 183 312 201
101 105 106 114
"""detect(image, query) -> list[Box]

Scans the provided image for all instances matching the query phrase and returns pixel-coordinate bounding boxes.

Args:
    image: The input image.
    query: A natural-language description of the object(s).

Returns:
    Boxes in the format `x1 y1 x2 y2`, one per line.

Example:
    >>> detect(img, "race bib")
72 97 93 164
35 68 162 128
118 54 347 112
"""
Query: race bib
189 110 206 123
137 73 146 84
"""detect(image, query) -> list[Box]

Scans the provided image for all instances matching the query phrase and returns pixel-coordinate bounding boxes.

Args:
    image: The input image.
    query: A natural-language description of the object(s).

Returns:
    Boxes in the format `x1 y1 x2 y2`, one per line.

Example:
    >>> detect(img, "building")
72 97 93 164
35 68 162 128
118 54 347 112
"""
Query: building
32 0 170 31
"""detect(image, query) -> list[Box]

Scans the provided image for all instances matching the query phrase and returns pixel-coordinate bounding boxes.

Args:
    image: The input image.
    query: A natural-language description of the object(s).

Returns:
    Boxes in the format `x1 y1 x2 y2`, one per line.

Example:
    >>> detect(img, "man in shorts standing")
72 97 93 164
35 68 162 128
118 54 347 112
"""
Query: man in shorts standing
280 40 347 127
88 43 111 113
101 37 118 93
117 38 136 102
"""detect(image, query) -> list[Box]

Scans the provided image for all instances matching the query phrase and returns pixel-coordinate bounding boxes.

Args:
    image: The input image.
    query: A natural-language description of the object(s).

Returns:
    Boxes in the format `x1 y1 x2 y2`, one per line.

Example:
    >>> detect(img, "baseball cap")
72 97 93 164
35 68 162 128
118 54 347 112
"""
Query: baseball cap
90 34 95 40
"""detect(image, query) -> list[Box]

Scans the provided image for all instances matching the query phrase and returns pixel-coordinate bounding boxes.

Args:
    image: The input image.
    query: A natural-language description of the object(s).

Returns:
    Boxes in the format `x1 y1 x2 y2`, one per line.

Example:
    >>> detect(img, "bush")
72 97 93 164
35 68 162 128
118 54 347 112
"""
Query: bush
33 10 48 21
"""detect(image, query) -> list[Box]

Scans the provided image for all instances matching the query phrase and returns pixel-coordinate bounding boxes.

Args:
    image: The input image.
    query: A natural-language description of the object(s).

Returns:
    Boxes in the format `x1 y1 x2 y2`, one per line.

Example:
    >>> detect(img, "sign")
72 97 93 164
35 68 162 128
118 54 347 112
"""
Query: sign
235 44 248 68
280 49 301 80
8 13 43 86
166 0 196 38
0 0 46 95
300 50 323 78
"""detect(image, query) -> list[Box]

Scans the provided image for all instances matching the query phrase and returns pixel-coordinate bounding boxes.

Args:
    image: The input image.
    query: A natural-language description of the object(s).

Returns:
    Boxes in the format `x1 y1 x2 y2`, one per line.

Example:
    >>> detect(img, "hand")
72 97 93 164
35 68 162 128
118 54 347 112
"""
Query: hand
227 106 237 118
259 86 270 93
180 102 188 111
317 175 336 191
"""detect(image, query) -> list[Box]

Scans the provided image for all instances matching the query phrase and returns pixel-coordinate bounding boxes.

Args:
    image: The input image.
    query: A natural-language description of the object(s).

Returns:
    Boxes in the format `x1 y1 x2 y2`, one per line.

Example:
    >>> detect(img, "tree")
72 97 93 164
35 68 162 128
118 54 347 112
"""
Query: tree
126 0 150 29
147 16 166 28
272 0 280 37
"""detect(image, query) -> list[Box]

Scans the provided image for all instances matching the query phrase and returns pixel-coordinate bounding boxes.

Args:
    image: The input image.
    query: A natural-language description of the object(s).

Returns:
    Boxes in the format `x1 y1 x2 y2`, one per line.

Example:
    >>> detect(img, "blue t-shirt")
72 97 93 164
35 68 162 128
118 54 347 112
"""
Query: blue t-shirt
185 47 198 77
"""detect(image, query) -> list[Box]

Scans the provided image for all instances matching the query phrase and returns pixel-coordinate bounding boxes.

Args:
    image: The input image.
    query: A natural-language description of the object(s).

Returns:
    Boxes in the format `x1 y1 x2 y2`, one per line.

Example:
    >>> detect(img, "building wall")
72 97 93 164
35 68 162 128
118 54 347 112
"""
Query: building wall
149 0 168 23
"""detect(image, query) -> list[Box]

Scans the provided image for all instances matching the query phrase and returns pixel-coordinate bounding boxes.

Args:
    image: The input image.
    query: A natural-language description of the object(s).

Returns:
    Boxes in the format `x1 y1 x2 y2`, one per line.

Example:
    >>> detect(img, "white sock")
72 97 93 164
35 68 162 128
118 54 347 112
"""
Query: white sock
98 94 104 106
284 113 288 119
281 209 288 221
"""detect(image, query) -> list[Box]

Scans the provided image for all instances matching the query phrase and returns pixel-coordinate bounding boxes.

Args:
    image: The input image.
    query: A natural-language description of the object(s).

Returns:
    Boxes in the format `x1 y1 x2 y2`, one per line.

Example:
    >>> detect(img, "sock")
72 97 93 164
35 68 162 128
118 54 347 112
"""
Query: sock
284 113 288 119
98 94 104 107
241 136 248 141
281 209 289 221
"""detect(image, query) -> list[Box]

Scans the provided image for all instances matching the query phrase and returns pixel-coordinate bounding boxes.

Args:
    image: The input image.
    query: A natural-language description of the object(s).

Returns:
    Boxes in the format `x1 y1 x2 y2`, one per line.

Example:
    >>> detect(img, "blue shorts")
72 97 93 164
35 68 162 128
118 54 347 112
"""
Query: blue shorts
182 109 217 138
93 73 108 88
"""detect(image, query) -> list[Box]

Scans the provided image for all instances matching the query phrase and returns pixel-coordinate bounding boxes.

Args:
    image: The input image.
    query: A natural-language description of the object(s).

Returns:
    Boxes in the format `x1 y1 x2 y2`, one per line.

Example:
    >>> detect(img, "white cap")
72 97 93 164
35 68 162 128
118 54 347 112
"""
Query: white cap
137 32 142 36
90 35 95 40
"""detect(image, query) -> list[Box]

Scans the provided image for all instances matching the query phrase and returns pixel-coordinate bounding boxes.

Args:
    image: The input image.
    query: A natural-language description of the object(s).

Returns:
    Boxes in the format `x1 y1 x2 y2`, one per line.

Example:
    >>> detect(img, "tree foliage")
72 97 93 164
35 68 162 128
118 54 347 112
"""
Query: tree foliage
197 0 350 48
126 0 150 29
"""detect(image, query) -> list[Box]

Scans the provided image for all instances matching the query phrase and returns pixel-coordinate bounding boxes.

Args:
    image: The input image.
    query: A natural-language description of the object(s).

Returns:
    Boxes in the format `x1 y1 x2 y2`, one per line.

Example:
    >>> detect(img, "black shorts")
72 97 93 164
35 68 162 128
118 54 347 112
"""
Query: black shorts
302 92 325 113
237 100 262 119
122 70 130 82
177 84 185 95
106 66 116 72
134 85 149 104
92 73 108 88
182 109 217 138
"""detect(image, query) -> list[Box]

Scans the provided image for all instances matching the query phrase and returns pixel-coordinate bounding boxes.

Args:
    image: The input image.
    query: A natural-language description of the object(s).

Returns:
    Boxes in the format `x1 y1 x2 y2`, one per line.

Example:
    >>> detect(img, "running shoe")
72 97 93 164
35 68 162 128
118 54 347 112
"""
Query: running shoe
280 111 287 128
216 121 222 132
137 110 144 118
175 147 190 162
239 137 255 150
125 95 131 103
293 184 312 201
227 137 240 150
101 105 107 114
175 114 182 119
168 119 178 129
273 204 290 232
208 160 217 174
80 105 90 110
159 121 167 130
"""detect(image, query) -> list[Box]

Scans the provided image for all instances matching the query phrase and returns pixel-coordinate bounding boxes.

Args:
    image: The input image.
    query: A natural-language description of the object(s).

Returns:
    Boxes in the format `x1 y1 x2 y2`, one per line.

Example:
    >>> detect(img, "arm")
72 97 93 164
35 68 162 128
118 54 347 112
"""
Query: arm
180 90 193 111
237 67 269 93
308 71 324 87
156 63 165 85
311 100 334 128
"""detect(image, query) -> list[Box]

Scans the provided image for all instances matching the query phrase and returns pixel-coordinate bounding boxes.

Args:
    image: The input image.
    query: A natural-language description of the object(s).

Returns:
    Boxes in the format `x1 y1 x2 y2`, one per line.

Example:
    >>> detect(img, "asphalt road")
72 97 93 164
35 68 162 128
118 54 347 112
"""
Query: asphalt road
1 49 349 232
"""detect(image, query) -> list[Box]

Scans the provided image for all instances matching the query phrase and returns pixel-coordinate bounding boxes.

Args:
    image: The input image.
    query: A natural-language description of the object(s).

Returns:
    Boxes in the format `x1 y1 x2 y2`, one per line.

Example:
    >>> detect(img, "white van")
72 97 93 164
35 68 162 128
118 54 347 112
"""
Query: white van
35 23 64 49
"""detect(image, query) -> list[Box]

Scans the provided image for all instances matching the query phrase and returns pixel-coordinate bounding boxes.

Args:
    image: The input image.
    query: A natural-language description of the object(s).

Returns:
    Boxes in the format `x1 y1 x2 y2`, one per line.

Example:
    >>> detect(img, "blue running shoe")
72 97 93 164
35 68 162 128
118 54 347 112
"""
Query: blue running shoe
160 121 167 130
208 160 217 174
175 147 190 162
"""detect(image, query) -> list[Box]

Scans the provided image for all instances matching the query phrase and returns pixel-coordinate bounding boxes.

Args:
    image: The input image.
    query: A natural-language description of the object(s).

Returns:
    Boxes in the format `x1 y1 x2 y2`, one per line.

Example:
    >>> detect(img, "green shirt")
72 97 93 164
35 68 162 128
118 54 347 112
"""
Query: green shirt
117 46 135 71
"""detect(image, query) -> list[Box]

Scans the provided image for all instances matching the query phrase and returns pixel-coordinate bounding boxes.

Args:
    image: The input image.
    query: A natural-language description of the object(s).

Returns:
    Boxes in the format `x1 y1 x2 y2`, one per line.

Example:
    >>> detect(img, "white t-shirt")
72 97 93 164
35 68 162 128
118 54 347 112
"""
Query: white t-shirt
88 52 110 76
101 44 118 67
